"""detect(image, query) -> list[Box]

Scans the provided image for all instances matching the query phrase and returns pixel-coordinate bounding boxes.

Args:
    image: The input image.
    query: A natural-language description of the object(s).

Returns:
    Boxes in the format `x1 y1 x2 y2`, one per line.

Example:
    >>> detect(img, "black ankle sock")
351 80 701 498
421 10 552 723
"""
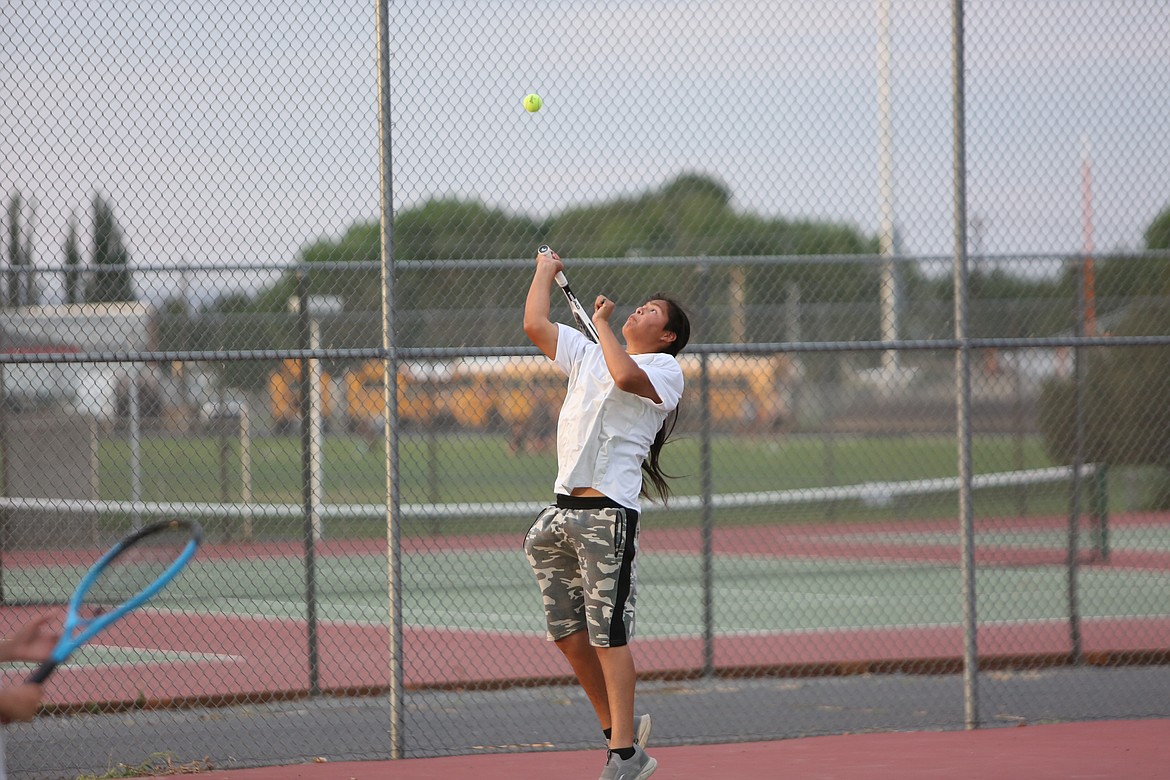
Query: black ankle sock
603 727 612 741
613 746 636 761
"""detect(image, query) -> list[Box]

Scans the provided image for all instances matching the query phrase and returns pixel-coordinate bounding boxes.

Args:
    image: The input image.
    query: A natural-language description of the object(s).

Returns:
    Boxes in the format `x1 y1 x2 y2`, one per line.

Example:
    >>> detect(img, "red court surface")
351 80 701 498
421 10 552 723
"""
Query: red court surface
7 511 1170 711
192 719 1168 780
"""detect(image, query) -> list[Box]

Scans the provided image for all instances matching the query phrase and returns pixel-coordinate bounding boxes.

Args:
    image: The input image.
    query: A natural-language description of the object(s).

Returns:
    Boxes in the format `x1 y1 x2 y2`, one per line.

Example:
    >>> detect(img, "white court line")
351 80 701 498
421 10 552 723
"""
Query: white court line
635 615 1156 640
64 648 246 668
145 604 549 636
133 605 1158 643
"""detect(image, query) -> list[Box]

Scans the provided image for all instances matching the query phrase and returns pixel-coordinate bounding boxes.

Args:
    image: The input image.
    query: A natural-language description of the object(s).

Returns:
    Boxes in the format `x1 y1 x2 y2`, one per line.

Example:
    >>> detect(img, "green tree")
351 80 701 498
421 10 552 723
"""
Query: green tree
287 200 541 316
5 193 37 307
1076 204 1170 324
1038 203 1170 507
5 193 21 307
547 173 877 342
549 173 737 258
64 213 83 305
242 199 541 353
205 292 277 391
86 194 136 303
21 200 39 306
241 173 880 351
1145 205 1170 251
924 267 1069 339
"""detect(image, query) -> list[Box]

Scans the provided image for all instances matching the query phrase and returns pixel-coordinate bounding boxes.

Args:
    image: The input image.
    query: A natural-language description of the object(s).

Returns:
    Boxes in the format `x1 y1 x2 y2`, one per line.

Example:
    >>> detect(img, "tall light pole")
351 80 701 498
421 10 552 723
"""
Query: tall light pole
1081 135 1097 337
877 0 900 381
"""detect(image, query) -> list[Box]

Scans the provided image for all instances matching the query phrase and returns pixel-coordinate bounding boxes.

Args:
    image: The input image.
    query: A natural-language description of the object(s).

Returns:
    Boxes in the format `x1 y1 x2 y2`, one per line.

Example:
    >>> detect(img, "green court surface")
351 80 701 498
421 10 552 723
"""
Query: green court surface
12 546 1167 641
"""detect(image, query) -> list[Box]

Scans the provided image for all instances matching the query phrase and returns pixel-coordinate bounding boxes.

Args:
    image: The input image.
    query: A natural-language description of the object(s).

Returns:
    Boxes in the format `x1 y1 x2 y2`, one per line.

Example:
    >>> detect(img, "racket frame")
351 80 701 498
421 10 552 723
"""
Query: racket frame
27 518 202 684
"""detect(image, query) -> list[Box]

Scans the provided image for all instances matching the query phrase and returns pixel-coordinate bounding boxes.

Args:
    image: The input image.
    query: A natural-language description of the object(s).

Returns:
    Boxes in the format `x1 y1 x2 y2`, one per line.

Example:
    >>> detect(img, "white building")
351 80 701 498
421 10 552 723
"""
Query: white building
1 302 157 420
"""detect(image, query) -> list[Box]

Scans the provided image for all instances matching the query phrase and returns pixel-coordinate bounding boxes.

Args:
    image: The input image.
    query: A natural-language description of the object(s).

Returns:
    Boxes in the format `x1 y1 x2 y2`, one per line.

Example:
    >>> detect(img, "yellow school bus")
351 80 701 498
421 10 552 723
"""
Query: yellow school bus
344 360 454 431
445 353 789 435
678 354 789 432
447 357 565 451
334 352 789 439
268 358 334 432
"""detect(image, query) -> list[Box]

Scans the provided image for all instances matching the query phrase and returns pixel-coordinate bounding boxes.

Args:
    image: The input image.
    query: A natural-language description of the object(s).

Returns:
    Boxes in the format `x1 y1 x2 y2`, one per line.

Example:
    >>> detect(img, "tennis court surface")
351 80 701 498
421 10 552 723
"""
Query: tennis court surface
6 510 1170 710
192 718 1169 780
4 505 1168 778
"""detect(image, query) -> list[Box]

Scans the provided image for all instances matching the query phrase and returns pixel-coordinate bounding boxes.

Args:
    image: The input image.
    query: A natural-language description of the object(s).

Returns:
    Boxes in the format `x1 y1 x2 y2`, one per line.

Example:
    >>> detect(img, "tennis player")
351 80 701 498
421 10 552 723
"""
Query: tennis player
523 247 690 780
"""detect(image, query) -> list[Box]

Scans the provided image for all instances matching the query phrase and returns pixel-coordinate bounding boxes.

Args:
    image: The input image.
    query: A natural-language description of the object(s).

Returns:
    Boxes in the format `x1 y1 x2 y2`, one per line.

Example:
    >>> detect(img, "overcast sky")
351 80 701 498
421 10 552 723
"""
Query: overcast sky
4 0 1169 302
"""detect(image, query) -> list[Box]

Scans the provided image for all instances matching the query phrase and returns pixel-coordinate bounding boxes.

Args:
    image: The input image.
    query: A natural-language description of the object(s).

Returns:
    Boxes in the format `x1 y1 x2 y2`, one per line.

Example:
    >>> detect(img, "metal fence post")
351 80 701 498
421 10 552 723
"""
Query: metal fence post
699 351 714 678
1066 249 1088 665
296 271 322 696
696 261 716 678
951 0 980 731
376 0 405 759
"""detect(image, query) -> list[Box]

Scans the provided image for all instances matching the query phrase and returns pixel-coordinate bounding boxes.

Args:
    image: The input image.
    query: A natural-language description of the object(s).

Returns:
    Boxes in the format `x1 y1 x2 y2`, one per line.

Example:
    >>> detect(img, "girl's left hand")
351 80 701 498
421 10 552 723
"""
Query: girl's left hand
593 295 615 326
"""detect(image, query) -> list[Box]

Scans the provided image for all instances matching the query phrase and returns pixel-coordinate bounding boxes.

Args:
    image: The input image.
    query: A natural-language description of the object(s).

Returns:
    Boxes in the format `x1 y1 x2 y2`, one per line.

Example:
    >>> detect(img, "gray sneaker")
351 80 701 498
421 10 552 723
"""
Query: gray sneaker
601 745 657 780
633 713 653 748
600 716 654 780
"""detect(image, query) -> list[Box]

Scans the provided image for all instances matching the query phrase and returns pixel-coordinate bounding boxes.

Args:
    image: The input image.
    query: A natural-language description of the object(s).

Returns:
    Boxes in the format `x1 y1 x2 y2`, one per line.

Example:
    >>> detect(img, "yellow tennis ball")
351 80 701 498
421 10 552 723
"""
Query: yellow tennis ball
523 93 543 113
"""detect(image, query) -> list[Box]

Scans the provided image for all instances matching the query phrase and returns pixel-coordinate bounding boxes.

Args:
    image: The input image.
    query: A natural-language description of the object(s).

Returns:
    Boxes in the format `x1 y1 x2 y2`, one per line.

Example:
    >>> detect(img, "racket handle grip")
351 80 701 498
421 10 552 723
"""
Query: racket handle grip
538 245 570 287
27 660 57 685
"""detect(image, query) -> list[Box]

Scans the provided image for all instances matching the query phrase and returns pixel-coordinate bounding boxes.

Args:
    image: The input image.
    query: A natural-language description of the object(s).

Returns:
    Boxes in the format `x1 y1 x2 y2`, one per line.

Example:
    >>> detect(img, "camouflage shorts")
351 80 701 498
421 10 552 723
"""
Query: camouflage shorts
523 499 639 647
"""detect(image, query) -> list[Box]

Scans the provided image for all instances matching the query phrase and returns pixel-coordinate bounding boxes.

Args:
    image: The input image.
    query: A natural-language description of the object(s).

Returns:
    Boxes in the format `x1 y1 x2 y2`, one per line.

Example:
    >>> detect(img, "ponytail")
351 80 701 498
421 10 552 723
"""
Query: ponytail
641 406 680 501
640 294 691 503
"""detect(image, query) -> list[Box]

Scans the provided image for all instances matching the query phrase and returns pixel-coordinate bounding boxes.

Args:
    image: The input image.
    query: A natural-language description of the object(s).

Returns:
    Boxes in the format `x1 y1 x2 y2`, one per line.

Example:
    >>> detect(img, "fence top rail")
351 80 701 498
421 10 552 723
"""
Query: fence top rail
10 249 1170 276
3 336 1170 365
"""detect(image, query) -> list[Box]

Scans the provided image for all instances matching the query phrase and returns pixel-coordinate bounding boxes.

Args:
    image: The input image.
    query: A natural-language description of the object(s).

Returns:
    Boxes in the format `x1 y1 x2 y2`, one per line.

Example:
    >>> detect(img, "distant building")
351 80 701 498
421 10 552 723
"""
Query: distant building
2 302 157 420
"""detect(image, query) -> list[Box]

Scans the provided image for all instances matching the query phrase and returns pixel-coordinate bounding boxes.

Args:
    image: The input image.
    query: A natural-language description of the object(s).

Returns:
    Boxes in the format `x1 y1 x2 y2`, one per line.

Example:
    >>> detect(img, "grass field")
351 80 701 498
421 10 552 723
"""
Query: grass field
95 431 1059 505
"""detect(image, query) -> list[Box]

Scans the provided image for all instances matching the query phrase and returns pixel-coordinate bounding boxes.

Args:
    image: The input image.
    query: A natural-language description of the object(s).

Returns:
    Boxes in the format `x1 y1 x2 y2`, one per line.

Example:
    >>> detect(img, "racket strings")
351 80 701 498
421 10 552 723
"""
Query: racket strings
82 529 193 611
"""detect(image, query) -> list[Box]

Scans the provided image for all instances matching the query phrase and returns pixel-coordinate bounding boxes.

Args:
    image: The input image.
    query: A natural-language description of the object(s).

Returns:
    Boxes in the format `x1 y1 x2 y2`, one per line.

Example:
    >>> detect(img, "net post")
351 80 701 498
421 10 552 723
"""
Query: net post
240 402 253 540
1091 464 1109 561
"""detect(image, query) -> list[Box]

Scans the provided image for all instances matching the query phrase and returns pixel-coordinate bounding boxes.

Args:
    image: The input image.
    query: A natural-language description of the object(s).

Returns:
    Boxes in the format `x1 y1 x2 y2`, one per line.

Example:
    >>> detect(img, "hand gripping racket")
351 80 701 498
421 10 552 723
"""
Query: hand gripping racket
27 518 203 684
539 245 600 343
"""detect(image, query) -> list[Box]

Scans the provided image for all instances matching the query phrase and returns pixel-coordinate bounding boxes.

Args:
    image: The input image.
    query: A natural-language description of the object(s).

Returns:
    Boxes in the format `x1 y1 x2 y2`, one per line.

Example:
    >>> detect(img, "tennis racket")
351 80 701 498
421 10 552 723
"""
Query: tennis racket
539 244 600 343
27 518 203 684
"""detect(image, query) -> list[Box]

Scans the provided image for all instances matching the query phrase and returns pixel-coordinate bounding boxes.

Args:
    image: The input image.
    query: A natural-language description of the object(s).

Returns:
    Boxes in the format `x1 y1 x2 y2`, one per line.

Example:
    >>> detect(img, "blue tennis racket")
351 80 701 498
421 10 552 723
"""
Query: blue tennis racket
27 518 202 684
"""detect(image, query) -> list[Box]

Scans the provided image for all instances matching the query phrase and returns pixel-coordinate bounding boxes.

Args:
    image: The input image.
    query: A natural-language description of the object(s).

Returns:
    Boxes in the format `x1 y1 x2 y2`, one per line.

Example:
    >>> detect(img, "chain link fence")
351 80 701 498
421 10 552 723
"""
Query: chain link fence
4 0 1170 776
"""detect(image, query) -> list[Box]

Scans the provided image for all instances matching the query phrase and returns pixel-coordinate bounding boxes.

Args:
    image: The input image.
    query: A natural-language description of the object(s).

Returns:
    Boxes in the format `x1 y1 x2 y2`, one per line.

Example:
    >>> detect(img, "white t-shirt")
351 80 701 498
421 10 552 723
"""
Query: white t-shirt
552 324 684 512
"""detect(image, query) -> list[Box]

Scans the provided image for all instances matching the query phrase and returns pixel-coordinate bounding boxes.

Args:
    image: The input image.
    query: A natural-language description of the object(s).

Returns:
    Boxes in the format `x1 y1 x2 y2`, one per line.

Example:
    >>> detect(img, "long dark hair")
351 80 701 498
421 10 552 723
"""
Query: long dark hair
642 295 691 502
